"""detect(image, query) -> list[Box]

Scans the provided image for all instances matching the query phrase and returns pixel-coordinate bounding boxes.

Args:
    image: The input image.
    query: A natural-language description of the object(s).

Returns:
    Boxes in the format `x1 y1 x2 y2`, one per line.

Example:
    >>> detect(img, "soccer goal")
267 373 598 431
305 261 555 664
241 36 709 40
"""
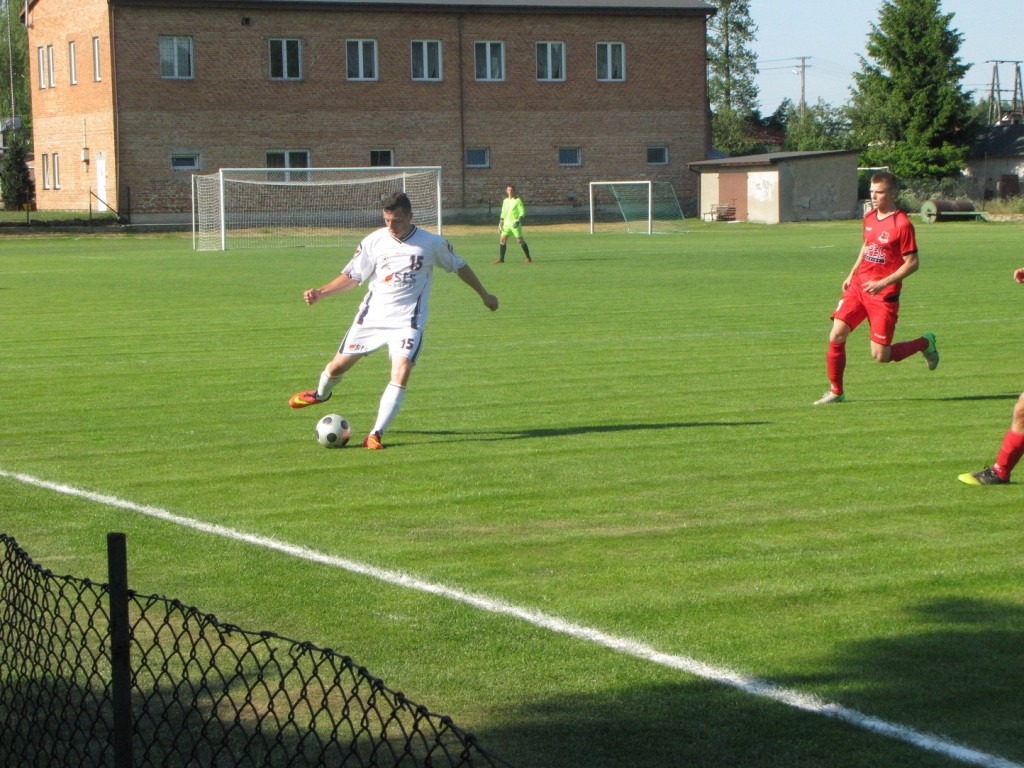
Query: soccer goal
192 167 442 251
589 180 687 234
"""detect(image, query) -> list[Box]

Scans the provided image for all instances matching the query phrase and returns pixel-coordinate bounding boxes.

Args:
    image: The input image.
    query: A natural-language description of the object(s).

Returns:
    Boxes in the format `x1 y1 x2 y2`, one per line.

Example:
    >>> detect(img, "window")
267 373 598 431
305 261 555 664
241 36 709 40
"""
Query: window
52 153 60 189
346 40 377 80
558 147 582 167
647 146 669 165
474 41 504 81
69 41 77 84
41 154 50 189
269 39 301 80
92 36 101 81
536 42 565 81
159 36 194 79
171 153 201 171
411 40 442 81
46 45 55 88
37 47 45 89
465 148 490 168
370 149 393 167
596 42 625 81
266 150 310 181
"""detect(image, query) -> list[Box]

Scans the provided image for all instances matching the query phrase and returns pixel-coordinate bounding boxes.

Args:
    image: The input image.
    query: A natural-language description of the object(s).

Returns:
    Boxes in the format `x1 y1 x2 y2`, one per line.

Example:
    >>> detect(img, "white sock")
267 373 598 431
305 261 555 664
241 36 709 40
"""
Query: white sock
371 383 406 436
317 367 342 399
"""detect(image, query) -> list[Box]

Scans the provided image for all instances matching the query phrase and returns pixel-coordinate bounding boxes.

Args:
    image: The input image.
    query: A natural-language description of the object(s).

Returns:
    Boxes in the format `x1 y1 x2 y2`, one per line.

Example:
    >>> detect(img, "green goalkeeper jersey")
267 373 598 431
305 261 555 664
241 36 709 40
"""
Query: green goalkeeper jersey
500 196 525 228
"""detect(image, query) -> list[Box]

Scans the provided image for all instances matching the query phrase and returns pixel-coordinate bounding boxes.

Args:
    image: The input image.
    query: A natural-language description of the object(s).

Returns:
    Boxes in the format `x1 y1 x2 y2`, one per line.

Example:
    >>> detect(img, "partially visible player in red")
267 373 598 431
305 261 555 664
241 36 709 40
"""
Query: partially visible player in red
814 171 939 405
958 267 1024 485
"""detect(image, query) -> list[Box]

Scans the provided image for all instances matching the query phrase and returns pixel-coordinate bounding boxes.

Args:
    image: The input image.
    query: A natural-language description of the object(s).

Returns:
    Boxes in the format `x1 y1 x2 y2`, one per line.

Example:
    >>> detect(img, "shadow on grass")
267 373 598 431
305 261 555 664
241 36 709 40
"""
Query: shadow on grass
474 597 1023 768
398 421 772 444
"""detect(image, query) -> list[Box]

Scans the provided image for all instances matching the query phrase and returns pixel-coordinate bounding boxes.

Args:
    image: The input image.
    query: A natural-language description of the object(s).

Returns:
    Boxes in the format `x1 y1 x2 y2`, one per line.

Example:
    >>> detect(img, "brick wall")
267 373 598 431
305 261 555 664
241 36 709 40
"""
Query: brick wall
29 1 711 220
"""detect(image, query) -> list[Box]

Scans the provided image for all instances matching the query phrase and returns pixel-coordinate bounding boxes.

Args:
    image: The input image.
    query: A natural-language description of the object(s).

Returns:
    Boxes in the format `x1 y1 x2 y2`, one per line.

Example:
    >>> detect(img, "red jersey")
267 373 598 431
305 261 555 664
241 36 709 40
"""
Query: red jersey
856 208 917 299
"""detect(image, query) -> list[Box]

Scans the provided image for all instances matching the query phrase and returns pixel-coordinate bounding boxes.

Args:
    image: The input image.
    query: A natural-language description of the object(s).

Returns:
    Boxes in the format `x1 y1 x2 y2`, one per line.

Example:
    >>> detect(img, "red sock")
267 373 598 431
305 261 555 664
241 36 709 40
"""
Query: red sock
993 430 1024 480
827 342 846 395
889 336 928 362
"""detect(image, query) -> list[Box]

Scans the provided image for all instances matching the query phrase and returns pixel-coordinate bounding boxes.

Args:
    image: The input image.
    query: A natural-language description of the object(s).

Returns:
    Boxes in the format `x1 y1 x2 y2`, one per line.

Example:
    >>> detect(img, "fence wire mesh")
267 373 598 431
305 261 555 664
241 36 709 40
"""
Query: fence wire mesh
0 534 511 768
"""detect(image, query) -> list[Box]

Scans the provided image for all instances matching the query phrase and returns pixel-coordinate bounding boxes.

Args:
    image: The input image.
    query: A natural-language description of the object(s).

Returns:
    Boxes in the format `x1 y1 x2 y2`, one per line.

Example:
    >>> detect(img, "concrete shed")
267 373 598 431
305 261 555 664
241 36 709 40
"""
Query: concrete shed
688 150 860 224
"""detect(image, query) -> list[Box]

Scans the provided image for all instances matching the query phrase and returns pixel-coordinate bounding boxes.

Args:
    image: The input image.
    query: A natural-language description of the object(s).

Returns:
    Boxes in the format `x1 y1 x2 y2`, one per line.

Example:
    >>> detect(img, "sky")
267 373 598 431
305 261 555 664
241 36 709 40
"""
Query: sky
750 0 1021 115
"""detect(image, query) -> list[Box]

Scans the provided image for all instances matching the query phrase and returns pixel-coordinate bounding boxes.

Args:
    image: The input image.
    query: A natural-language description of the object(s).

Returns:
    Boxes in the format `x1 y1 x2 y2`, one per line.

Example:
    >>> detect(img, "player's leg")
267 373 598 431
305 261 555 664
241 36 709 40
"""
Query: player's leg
289 352 361 408
365 331 421 448
960 393 1024 485
496 232 508 263
516 233 532 262
815 305 858 404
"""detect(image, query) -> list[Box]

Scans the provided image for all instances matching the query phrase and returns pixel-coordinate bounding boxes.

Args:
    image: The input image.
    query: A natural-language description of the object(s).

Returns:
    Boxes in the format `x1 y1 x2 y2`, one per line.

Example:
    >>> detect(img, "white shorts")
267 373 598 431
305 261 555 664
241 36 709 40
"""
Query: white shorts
338 325 423 364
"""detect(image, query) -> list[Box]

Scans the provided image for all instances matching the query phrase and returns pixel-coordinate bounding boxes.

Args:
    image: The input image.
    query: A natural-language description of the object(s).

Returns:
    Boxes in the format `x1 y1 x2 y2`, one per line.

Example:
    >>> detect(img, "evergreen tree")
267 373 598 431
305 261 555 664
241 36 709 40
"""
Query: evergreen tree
849 0 975 179
1 128 32 209
707 0 759 153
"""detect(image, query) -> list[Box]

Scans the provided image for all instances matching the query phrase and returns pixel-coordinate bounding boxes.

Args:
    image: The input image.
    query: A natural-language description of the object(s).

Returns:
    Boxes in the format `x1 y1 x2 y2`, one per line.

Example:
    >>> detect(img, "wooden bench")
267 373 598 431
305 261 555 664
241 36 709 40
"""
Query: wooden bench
704 204 736 222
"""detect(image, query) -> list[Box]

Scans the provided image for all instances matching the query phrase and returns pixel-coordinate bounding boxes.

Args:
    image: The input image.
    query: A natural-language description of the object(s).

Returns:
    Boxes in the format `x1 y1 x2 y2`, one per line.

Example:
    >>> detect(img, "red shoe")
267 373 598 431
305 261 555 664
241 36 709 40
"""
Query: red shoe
363 432 385 450
289 390 330 409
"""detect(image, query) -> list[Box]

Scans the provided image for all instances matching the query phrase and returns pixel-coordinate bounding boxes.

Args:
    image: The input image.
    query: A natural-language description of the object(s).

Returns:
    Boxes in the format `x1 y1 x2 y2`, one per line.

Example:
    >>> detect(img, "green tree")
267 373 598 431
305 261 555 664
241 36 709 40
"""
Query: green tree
782 99 857 152
707 0 759 153
1 128 32 209
0 0 31 134
849 0 975 178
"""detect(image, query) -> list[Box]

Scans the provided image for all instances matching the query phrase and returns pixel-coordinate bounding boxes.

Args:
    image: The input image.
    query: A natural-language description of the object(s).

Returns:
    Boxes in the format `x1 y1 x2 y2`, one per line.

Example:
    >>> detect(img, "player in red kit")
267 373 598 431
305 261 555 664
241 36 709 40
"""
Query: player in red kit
958 266 1024 485
813 171 938 405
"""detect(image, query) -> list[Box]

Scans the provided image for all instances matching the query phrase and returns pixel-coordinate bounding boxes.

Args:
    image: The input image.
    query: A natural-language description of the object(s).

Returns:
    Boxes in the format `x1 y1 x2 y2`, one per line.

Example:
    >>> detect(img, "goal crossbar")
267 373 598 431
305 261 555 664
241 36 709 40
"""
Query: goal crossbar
192 166 443 251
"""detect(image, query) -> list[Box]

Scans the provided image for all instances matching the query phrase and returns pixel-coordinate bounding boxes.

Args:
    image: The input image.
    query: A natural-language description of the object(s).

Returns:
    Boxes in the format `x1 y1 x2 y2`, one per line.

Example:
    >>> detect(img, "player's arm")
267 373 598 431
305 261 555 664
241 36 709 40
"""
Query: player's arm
304 272 359 305
456 264 499 311
862 251 919 295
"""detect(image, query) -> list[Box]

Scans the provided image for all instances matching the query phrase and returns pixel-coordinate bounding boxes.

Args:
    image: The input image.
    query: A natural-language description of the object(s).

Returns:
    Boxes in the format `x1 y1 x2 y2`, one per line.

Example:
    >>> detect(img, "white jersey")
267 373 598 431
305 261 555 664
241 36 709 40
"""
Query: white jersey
341 225 466 330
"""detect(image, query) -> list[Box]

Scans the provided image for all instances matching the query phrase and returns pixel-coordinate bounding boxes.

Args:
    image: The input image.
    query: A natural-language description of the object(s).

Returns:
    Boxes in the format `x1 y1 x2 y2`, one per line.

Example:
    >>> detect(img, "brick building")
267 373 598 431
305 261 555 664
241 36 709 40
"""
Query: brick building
25 0 715 223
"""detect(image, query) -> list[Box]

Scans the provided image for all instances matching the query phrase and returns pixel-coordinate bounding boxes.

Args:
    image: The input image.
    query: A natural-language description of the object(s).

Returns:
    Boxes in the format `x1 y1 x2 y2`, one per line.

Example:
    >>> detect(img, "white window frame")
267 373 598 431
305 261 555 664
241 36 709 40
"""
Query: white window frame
37 46 46 89
647 146 669 165
159 35 194 80
269 38 302 80
46 45 55 88
92 36 102 82
266 150 311 182
411 40 442 81
41 154 50 189
474 41 504 81
52 153 60 189
69 41 77 85
465 148 490 169
369 149 394 167
171 152 201 171
346 39 378 81
596 41 625 82
558 147 582 167
536 41 565 82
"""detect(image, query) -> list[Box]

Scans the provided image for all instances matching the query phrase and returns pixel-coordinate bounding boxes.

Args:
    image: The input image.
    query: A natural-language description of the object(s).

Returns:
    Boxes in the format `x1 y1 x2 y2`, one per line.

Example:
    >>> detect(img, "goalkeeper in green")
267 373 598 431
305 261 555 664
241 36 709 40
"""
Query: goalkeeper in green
496 184 532 263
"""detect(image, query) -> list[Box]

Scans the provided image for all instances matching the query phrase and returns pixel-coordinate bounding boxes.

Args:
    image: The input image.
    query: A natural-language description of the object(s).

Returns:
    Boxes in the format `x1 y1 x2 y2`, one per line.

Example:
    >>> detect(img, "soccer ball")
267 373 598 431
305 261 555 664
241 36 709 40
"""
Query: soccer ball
315 414 351 448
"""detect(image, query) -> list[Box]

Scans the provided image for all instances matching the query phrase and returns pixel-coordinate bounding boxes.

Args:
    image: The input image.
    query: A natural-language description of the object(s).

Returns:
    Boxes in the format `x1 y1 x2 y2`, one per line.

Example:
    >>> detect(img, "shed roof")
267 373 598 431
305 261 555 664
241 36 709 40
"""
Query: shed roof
102 0 714 11
969 124 1024 158
688 150 860 173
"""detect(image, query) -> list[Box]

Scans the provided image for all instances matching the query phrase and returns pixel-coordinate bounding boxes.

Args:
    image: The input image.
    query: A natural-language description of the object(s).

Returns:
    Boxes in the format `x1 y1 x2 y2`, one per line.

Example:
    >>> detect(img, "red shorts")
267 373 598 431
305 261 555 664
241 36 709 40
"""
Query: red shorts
831 288 900 346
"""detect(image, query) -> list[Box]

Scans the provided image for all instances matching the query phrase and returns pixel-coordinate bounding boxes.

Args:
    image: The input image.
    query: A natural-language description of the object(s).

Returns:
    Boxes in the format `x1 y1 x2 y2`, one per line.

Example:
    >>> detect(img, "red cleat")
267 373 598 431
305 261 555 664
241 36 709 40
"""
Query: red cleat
363 432 385 450
289 390 330 409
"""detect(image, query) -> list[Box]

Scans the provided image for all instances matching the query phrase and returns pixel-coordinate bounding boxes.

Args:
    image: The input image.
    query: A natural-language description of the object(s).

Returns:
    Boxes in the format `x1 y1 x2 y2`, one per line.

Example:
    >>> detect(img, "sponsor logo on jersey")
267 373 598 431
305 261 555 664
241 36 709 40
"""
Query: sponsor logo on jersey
347 343 368 353
864 243 886 264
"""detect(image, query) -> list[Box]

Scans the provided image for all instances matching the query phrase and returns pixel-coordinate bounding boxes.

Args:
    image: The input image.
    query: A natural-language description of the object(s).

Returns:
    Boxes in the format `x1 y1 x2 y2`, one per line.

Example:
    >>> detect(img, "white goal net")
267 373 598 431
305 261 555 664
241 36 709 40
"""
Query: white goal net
192 167 442 251
589 181 687 234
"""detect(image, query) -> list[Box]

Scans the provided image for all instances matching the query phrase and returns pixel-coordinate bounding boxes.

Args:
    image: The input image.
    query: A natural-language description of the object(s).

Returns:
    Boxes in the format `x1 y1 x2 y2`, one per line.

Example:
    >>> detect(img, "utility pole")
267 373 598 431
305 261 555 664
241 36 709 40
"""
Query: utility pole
793 56 812 118
987 60 1024 125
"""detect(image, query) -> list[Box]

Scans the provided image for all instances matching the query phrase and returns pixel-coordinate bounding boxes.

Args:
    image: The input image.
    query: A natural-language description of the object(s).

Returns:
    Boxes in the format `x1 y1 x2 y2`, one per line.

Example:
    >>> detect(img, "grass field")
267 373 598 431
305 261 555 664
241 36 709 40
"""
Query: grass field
1 219 1023 768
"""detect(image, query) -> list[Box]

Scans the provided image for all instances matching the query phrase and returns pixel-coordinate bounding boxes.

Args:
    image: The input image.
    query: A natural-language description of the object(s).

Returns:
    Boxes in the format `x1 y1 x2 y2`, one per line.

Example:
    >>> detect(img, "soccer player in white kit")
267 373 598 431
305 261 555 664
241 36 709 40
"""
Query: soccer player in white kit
290 191 499 449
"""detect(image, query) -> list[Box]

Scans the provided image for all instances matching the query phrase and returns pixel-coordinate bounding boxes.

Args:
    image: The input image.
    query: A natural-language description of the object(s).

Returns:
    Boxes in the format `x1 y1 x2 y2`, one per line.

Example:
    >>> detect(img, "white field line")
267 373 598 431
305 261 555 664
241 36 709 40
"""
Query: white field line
2 468 1021 768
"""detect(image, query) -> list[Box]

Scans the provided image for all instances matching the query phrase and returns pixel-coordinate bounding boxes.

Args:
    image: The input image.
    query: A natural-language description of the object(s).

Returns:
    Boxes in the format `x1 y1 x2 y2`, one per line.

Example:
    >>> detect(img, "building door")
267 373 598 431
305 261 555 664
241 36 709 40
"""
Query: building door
95 151 108 212
719 172 747 221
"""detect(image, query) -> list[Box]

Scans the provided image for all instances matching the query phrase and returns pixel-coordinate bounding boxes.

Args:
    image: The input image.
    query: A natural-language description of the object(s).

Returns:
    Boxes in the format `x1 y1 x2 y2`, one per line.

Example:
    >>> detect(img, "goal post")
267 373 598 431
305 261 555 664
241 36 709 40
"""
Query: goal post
589 180 687 235
192 166 443 251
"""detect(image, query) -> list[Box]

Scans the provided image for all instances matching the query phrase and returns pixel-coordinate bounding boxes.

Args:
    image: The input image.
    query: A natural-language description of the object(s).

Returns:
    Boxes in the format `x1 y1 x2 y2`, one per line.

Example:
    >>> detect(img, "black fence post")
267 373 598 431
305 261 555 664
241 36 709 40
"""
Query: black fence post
107 532 134 768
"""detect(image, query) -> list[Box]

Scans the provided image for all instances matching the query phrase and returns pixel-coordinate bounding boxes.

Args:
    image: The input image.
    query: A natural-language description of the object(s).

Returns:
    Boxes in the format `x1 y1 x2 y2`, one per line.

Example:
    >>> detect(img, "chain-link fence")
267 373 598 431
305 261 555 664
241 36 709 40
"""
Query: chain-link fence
0 533 512 768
